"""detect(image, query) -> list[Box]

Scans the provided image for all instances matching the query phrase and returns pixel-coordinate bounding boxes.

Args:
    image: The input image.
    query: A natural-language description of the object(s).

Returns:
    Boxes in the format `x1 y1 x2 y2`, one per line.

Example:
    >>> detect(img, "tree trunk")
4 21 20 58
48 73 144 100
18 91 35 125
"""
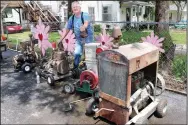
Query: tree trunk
67 0 74 18
154 0 175 70
154 0 169 33
177 6 181 22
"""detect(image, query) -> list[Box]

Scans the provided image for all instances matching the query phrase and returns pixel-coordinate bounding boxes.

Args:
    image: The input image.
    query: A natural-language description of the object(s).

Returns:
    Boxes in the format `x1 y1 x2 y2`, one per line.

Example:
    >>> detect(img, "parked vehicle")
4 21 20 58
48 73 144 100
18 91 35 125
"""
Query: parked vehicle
174 20 187 29
3 22 23 33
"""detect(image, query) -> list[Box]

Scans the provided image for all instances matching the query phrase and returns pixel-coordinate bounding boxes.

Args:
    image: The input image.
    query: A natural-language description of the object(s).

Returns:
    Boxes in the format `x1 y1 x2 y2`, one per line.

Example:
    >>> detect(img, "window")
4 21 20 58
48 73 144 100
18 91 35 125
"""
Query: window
64 8 68 22
88 7 95 21
22 12 27 20
102 6 112 21
4 8 13 18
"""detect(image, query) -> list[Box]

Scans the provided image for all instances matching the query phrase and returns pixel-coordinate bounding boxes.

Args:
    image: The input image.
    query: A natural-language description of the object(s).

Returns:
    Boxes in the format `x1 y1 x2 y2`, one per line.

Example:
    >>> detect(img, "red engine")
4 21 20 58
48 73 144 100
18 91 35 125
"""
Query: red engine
80 70 99 89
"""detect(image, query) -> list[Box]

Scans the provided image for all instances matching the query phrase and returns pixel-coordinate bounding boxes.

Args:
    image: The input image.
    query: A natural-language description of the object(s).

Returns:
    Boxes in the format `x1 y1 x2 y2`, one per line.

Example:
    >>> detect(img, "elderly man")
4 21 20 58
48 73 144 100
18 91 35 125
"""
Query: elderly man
59 1 94 69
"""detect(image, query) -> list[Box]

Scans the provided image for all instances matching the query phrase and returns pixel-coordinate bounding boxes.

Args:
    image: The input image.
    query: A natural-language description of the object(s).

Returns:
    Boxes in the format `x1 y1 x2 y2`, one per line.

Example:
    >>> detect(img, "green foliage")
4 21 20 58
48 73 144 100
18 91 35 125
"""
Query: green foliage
120 30 151 45
155 31 174 53
93 24 101 32
172 55 186 79
48 32 61 42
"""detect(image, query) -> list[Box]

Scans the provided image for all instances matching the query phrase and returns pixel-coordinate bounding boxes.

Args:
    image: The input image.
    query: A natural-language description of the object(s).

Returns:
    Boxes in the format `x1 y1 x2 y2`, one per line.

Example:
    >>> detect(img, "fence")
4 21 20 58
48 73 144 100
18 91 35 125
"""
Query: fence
4 21 187 93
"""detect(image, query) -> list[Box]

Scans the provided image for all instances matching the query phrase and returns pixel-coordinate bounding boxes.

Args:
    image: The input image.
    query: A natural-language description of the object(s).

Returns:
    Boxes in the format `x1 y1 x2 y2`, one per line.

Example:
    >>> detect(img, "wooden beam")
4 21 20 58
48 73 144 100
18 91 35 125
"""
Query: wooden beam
13 8 19 13
1 4 8 13
99 91 126 107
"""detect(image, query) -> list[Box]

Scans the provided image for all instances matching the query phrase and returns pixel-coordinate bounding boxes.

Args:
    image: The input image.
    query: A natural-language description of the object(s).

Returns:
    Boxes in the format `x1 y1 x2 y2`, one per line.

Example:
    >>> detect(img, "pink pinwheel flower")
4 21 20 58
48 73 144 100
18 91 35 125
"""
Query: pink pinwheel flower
33 18 52 56
141 32 165 53
95 28 114 49
58 29 76 54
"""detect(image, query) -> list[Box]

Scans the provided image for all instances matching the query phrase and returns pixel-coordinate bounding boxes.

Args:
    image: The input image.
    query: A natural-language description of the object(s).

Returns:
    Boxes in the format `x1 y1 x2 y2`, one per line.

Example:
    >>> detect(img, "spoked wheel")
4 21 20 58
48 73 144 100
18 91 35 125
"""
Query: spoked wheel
22 63 32 73
47 74 55 86
86 97 99 115
63 83 75 94
155 73 166 96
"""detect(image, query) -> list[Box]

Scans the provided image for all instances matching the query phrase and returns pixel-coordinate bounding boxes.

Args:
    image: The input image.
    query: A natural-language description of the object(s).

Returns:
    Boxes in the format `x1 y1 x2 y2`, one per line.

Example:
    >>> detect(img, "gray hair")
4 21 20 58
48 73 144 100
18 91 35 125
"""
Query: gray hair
71 1 81 8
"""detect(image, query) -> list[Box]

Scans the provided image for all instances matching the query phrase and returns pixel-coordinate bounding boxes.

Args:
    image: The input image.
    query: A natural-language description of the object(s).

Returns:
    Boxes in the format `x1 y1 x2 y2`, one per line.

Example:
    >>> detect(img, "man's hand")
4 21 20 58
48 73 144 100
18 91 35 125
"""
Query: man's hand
80 25 86 32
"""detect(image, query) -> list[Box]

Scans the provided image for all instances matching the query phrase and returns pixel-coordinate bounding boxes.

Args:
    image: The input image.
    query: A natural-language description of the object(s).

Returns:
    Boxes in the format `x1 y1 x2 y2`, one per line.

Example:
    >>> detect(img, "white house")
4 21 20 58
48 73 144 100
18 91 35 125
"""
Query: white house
3 8 29 29
169 4 187 22
57 1 154 22
45 1 154 28
2 1 156 29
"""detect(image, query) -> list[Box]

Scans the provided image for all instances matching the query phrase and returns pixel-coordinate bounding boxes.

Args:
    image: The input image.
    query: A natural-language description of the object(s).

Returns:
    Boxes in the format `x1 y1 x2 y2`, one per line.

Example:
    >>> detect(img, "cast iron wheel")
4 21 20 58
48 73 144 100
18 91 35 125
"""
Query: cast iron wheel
21 63 32 73
86 98 99 115
155 99 168 118
63 83 75 94
47 74 55 86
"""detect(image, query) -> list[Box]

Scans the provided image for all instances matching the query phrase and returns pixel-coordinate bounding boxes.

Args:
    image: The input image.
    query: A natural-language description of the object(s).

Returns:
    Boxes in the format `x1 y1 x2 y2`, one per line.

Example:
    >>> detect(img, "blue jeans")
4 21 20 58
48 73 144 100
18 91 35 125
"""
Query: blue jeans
74 41 83 68
74 36 93 68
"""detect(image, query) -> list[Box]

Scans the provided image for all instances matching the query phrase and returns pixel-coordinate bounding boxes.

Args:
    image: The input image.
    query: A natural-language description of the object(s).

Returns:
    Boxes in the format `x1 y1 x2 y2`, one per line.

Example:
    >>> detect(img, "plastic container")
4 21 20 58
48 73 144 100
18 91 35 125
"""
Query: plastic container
36 75 40 84
85 60 98 75
84 43 101 61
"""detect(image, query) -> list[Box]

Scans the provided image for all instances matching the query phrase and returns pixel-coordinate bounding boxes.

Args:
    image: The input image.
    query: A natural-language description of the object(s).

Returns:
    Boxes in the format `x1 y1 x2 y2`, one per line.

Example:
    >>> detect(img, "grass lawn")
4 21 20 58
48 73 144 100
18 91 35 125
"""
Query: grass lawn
170 31 186 44
7 30 186 45
7 31 61 44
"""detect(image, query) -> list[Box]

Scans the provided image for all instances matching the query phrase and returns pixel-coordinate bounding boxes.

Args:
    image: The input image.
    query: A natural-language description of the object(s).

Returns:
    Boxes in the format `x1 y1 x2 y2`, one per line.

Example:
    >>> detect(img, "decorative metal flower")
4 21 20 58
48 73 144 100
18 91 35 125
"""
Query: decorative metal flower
95 27 114 49
33 18 52 56
141 32 165 53
58 29 76 54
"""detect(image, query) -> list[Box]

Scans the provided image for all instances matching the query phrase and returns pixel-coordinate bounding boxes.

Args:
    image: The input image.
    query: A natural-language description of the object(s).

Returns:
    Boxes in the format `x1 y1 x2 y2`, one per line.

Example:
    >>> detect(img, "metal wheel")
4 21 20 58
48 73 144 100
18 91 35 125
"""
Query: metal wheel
155 99 168 118
63 83 75 94
47 74 55 86
86 98 99 115
21 63 32 73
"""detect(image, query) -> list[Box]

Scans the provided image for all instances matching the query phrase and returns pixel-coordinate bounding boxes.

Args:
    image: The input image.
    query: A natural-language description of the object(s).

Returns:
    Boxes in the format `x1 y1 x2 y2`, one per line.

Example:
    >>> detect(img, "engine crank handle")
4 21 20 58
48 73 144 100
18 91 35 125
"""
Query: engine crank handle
69 97 92 104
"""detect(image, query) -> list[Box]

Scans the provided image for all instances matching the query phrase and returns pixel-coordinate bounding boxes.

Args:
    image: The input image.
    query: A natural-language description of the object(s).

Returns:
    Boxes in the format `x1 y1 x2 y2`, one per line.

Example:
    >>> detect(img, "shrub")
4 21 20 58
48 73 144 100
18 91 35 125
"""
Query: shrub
94 24 101 32
172 55 186 79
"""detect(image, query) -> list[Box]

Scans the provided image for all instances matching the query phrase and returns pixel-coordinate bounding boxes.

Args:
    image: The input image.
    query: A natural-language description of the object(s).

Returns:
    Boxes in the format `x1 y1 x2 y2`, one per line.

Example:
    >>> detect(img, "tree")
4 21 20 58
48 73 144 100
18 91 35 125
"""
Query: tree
173 1 187 22
67 0 76 18
154 0 175 69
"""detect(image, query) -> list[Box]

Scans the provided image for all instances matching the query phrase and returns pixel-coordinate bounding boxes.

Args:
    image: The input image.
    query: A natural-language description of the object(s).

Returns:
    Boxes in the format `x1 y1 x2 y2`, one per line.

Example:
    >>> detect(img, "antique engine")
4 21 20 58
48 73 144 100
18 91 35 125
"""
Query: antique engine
43 51 70 75
13 34 39 73
85 42 167 125
36 40 82 86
